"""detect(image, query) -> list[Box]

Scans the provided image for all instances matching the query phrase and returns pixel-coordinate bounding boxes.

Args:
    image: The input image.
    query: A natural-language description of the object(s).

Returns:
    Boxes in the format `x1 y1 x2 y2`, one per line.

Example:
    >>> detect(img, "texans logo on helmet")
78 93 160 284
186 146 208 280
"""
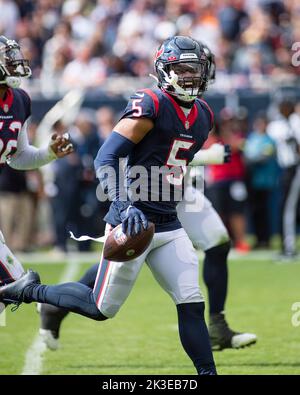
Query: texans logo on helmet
155 45 164 60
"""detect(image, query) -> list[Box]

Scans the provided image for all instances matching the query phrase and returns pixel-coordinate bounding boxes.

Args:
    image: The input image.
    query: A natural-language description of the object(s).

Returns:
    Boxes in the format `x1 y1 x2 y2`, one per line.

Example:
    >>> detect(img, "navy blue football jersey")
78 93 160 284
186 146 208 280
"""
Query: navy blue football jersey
121 88 213 231
0 88 31 168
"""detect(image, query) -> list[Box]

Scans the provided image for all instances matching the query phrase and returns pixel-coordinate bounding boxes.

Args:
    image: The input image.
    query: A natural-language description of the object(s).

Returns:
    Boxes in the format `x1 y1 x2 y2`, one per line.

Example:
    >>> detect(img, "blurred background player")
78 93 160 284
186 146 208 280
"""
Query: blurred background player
205 110 250 253
38 44 257 352
244 112 278 249
267 99 300 260
0 35 73 311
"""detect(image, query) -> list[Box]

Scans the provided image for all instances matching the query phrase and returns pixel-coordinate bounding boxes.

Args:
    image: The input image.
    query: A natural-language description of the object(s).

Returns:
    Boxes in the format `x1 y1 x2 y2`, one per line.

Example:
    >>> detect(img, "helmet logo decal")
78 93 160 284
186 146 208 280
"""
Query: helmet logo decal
155 45 164 60
168 56 177 61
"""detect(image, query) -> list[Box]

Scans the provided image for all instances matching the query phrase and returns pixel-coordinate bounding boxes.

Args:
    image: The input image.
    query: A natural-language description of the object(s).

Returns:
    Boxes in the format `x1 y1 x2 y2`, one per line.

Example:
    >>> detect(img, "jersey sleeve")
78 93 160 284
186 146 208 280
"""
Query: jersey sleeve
120 89 159 121
18 88 32 120
7 121 56 170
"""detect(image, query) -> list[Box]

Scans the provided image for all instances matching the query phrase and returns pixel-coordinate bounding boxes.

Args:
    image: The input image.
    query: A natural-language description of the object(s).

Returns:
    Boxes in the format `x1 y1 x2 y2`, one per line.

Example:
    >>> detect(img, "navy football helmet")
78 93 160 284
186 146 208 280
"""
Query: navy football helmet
154 36 210 102
0 36 31 88
202 43 216 84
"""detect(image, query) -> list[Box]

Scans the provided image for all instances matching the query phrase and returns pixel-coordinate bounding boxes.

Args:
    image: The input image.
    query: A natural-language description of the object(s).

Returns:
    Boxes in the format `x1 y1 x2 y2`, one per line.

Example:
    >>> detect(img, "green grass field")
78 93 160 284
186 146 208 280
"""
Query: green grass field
1 254 300 375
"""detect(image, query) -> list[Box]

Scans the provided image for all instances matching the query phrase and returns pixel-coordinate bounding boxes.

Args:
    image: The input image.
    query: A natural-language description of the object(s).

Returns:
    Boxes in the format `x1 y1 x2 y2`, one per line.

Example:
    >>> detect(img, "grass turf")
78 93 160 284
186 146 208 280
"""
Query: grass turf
1 257 300 375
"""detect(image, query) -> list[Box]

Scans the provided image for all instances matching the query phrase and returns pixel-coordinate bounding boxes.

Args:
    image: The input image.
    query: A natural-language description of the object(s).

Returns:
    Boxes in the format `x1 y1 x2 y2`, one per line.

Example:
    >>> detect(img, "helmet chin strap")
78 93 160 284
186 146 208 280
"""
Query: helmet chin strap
5 77 21 88
163 69 196 102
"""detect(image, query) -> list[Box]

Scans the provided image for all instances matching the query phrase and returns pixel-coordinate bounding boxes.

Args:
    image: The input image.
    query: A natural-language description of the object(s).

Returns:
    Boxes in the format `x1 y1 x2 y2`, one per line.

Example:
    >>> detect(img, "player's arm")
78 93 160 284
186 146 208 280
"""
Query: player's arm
94 117 153 235
190 143 231 165
94 90 156 235
190 100 231 165
7 121 73 170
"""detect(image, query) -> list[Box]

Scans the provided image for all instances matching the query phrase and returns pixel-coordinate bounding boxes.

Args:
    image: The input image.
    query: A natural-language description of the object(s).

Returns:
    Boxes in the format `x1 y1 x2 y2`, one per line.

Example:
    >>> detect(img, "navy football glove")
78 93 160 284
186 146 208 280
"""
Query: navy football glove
120 205 148 236
108 201 148 236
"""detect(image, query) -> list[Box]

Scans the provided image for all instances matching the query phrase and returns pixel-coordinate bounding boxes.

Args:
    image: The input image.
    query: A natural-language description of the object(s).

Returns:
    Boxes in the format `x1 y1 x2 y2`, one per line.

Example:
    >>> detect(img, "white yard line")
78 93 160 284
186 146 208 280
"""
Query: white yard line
21 257 81 375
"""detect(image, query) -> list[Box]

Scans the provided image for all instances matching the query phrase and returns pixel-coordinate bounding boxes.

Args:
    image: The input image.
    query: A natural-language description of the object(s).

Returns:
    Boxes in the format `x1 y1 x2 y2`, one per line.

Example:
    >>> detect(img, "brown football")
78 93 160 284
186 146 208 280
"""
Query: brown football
103 222 155 262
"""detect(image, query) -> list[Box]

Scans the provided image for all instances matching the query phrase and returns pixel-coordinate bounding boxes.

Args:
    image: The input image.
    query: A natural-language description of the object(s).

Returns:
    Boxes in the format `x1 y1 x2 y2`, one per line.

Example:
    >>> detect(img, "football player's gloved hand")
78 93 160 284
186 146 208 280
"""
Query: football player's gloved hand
224 144 231 163
120 205 148 236
49 132 74 158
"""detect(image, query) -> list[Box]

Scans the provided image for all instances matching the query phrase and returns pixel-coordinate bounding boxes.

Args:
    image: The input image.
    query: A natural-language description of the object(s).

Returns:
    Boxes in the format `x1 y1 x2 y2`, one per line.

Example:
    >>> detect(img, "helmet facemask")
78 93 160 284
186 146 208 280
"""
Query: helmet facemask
158 60 209 102
0 39 31 88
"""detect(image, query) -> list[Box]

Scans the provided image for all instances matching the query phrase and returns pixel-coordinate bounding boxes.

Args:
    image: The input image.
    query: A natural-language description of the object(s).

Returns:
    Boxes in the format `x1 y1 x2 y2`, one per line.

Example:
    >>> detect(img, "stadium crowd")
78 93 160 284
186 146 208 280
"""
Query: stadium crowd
0 0 299 95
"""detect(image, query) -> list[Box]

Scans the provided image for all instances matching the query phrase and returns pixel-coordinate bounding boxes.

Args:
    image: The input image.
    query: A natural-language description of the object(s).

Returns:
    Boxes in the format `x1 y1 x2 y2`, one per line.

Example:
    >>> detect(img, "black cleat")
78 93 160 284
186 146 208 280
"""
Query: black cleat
0 270 40 308
209 312 257 351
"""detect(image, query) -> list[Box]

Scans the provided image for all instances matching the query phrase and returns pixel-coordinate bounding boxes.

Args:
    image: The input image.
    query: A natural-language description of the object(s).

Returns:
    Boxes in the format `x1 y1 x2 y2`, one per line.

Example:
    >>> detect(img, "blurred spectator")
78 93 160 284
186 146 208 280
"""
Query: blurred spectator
41 20 74 96
267 99 300 259
244 112 278 248
62 42 106 90
205 108 250 253
71 112 103 250
96 106 115 140
0 167 33 252
218 0 248 41
95 106 116 231
48 113 103 252
46 120 81 253
0 0 20 38
0 122 43 252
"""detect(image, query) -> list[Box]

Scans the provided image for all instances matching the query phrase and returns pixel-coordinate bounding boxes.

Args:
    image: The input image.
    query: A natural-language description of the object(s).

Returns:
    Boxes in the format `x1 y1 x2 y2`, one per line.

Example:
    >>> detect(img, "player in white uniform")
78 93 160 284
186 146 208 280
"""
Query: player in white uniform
0 36 73 313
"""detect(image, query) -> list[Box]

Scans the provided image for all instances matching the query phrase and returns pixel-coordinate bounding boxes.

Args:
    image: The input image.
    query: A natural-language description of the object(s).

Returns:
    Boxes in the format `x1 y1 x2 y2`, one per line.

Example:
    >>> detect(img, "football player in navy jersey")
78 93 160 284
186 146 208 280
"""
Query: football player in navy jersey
0 36 218 375
38 44 256 352
0 36 73 309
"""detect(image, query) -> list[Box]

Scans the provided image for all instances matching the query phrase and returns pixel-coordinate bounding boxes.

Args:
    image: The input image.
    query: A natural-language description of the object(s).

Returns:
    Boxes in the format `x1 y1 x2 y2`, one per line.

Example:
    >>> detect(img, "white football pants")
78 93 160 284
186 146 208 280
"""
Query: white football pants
93 227 204 318
0 230 25 285
177 185 230 251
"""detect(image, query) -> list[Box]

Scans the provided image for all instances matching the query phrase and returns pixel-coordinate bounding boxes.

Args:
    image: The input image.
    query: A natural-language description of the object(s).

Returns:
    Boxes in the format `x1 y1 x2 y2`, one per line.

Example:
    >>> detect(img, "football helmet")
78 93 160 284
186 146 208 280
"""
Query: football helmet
0 36 31 88
202 43 216 84
154 36 210 102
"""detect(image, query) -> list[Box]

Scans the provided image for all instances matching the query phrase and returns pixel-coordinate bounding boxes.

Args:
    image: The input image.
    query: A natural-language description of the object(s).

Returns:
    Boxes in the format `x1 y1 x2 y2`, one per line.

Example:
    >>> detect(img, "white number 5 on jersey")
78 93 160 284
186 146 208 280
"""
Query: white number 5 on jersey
166 139 195 186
